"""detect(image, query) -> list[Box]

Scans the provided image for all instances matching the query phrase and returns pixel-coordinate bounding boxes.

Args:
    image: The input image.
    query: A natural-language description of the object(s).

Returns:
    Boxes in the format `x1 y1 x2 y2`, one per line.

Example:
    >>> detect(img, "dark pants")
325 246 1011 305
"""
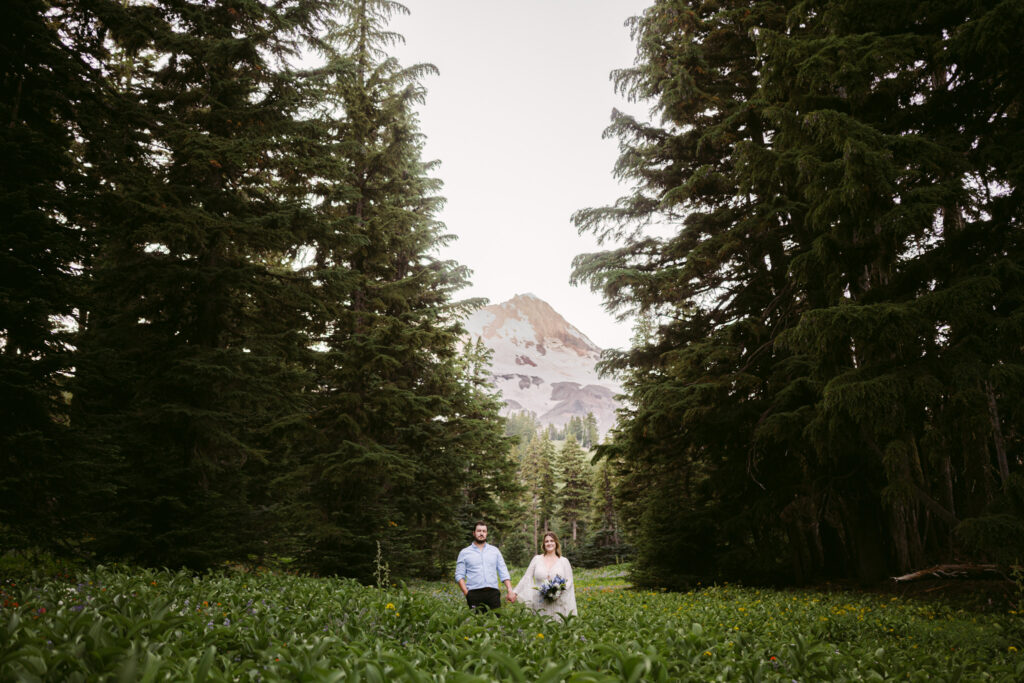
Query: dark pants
466 587 501 612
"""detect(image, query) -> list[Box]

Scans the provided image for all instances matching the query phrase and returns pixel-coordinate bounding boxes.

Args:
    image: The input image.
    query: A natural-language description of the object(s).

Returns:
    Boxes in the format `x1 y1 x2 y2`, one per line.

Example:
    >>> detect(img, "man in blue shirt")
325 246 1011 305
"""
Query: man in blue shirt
455 521 517 611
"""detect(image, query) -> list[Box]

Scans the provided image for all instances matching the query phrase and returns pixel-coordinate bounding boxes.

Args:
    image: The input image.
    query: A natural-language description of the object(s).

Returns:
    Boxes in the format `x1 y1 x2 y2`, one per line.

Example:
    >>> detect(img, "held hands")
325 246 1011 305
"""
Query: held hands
506 591 517 603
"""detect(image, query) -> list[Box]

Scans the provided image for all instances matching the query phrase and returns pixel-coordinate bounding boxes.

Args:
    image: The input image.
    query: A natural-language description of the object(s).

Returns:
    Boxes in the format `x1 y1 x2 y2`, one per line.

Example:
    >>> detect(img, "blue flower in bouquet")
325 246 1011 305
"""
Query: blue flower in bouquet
538 575 567 602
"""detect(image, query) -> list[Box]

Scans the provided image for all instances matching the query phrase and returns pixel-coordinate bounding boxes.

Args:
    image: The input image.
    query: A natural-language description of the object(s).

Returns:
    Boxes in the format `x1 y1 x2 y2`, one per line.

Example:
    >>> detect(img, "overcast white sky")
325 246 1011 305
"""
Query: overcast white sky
389 0 651 350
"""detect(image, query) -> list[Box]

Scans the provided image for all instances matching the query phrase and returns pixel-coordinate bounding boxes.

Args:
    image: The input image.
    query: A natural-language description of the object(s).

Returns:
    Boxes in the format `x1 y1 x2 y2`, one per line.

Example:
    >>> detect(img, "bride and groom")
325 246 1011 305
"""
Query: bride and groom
454 521 577 618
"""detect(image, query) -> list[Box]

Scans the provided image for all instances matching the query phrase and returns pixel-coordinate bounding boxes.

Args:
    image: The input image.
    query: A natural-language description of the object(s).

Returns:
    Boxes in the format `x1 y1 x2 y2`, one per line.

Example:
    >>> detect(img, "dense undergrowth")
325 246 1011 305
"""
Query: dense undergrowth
1 564 1021 681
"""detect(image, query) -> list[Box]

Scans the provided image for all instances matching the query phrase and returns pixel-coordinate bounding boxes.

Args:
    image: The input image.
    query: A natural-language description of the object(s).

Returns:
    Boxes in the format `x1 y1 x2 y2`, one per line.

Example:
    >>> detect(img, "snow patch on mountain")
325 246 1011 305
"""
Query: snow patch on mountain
465 293 621 436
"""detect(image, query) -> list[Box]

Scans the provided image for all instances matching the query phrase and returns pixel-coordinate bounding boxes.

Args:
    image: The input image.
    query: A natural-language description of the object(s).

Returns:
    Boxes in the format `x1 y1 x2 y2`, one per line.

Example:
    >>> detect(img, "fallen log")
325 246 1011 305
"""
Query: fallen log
891 564 1013 582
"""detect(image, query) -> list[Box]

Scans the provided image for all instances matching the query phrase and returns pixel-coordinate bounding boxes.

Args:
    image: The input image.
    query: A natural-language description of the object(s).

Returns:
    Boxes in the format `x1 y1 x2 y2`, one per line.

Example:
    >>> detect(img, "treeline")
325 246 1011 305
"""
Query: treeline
1 0 519 580
502 412 629 567
508 411 601 449
575 0 1024 586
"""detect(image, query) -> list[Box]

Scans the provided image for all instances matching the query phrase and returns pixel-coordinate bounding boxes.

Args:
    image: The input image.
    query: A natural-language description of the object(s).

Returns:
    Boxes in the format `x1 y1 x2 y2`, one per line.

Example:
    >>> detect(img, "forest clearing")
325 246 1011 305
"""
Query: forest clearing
5 0 1024 680
2 564 1021 681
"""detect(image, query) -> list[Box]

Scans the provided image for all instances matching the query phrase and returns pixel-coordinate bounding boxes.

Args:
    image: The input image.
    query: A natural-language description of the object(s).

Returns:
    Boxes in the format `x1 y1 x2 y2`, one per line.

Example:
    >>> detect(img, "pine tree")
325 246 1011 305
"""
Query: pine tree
282 0 519 579
574 0 802 586
505 410 540 453
767 0 1024 574
71 0 329 566
0 0 104 550
555 434 591 549
577 446 633 568
589 458 621 549
519 432 557 555
577 0 1024 584
583 412 599 449
446 339 522 563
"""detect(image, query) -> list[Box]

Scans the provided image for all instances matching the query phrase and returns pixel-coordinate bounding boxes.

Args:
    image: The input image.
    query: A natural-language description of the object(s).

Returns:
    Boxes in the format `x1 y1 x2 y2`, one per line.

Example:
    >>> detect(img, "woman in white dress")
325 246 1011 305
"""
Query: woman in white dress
513 532 577 619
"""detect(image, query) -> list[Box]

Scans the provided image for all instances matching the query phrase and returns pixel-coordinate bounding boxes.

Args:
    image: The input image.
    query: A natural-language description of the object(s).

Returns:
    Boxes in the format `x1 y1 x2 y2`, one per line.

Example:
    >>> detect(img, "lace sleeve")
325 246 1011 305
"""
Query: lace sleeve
513 556 537 597
561 557 578 616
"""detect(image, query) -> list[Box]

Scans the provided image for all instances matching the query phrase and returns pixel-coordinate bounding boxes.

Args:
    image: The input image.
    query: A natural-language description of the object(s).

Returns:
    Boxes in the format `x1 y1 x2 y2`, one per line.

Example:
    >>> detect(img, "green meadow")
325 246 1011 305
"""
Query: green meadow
2 565 1021 681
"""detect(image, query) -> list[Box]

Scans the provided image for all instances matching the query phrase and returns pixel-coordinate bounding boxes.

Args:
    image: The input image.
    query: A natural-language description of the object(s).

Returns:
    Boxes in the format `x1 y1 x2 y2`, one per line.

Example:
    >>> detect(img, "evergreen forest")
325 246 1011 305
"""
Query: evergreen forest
574 0 1024 587
2 0 521 581
3 0 1024 597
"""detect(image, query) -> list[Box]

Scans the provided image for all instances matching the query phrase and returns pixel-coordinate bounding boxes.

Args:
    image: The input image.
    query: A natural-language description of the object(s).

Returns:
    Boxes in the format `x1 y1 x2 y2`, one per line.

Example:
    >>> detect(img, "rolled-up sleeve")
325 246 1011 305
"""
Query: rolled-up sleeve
495 549 510 583
454 549 467 583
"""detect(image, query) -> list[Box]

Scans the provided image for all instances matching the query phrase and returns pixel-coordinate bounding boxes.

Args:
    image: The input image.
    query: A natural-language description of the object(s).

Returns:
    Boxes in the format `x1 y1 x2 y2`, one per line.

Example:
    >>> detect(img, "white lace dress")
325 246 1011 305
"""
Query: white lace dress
513 554 577 619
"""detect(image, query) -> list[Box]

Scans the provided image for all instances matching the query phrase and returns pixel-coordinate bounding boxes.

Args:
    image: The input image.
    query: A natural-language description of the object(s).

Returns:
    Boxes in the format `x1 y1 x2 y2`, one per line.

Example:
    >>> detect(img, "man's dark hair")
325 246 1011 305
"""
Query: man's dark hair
473 520 487 531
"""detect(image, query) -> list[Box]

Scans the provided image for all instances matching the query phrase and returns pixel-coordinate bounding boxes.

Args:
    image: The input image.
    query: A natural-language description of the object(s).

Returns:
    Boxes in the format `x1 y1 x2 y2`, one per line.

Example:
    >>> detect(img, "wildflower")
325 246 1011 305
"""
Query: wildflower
385 603 395 610
703 651 712 656
1010 646 1018 653
536 633 544 638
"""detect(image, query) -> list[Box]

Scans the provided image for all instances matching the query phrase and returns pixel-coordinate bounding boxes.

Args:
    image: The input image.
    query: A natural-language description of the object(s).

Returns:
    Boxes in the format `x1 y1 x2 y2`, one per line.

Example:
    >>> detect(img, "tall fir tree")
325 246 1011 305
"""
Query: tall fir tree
554 434 591 549
577 0 1024 585
70 0 331 566
589 458 622 549
518 432 557 556
281 0 518 579
767 0 1024 574
583 412 599 449
575 0 802 587
5 0 520 576
505 410 541 456
0 0 106 550
449 338 522 547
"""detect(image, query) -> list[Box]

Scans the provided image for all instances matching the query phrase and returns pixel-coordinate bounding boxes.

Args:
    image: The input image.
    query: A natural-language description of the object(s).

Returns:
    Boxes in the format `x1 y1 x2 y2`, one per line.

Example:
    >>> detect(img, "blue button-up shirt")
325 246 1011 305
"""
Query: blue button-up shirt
454 543 510 590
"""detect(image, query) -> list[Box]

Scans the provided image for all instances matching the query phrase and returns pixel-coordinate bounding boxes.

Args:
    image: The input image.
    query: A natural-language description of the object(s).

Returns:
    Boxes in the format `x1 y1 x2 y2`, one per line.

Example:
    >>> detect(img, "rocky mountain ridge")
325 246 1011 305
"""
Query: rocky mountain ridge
464 293 621 436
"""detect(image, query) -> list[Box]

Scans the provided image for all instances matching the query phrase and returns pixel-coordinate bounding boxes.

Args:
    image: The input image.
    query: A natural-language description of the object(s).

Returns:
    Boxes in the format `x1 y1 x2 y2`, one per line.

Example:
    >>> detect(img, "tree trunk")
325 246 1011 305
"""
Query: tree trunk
532 511 538 554
986 381 1010 486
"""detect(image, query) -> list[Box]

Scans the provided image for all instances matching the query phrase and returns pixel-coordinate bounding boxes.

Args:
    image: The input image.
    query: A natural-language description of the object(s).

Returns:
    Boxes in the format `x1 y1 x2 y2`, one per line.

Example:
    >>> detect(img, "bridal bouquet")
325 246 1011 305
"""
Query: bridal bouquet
538 575 567 602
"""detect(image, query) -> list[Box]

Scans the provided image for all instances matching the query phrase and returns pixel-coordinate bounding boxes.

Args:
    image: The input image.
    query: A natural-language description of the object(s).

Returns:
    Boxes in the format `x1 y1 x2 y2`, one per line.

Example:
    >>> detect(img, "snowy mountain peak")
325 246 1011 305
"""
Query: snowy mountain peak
465 295 621 436
477 293 601 358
